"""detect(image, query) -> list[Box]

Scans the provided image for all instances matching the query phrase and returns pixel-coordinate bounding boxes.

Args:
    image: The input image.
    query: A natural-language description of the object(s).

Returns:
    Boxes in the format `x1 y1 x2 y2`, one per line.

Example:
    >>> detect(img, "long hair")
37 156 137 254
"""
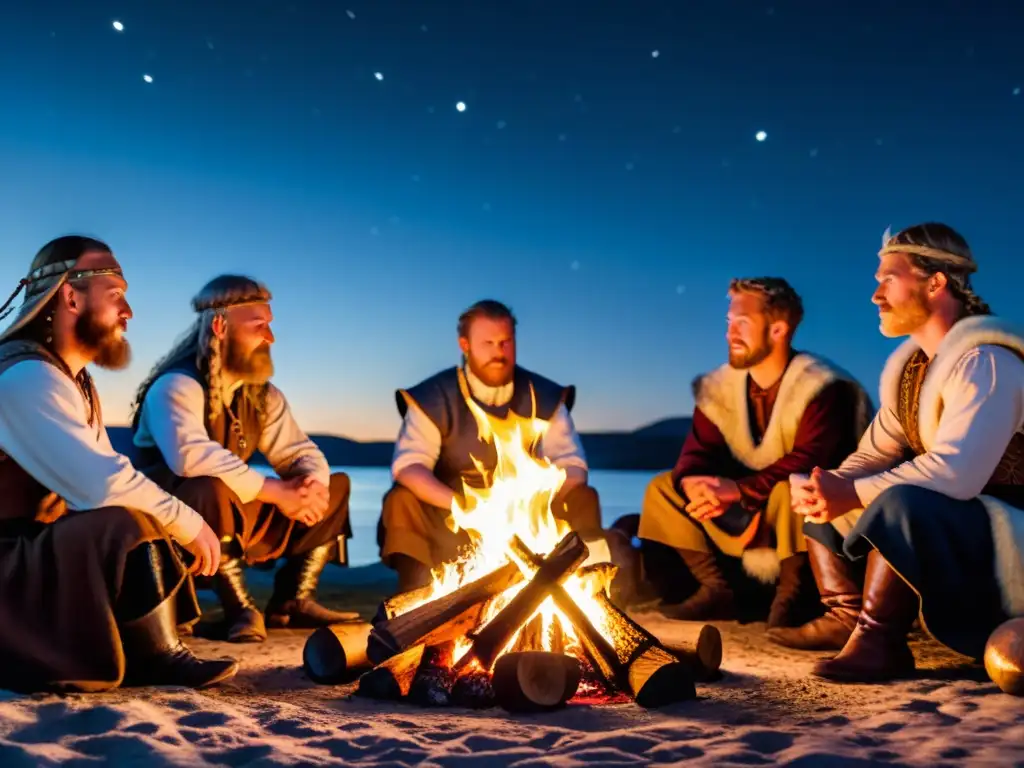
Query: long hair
132 275 272 425
884 222 991 316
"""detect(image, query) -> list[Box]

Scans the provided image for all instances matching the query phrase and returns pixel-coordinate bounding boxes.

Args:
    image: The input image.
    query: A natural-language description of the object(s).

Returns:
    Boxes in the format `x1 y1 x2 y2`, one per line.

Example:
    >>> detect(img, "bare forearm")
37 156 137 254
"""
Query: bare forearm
395 464 457 510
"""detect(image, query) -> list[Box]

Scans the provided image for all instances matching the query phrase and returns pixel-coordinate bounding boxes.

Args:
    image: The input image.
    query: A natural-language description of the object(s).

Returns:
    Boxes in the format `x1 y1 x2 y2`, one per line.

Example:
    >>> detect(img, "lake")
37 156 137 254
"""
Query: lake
329 467 658 567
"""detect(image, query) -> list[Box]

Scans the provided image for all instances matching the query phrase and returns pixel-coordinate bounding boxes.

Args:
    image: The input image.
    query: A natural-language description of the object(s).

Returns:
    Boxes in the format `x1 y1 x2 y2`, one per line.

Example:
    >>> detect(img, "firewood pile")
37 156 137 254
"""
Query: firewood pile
303 531 722 713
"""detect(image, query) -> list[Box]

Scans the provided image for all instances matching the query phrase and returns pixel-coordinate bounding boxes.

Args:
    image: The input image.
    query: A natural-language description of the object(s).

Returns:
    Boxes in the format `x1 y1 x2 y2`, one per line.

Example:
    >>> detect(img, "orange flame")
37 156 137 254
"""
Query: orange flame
405 373 616 667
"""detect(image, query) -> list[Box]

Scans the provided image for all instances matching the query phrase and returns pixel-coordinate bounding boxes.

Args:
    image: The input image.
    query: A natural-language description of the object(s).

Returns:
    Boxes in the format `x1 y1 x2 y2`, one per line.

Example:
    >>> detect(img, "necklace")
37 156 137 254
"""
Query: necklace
224 397 247 453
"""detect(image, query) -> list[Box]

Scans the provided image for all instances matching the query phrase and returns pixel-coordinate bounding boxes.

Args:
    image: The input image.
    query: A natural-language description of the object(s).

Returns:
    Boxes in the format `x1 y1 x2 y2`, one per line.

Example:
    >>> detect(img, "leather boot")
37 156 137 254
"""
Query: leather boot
659 549 735 621
266 542 360 628
813 550 918 682
120 594 239 689
767 538 861 650
213 557 267 643
766 553 807 628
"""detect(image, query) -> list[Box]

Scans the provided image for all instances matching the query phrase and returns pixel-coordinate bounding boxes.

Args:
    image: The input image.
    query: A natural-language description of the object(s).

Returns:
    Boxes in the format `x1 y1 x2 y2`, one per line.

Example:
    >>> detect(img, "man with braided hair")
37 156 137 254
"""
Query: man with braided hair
0 235 238 692
131 275 356 643
778 222 1024 683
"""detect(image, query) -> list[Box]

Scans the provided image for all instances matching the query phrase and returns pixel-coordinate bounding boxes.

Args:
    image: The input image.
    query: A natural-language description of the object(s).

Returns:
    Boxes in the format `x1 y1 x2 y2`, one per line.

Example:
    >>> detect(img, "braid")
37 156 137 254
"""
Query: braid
889 222 993 318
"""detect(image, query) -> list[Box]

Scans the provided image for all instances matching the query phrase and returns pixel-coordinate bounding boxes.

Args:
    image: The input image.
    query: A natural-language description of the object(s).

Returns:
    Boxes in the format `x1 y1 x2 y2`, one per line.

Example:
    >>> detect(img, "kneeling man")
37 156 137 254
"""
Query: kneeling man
378 300 603 592
638 277 872 627
0 236 237 691
132 275 355 642
782 223 1024 682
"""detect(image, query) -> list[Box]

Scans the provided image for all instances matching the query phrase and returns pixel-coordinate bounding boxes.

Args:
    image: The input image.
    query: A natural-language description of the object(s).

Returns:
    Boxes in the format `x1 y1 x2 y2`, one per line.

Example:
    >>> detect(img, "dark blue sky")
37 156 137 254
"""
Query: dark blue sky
1 1 1022 439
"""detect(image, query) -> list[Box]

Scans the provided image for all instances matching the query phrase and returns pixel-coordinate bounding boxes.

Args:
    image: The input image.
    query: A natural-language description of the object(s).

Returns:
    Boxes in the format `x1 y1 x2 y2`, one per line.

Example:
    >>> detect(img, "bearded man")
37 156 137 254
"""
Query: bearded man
0 236 238 692
131 275 356 643
778 223 1024 683
377 299 603 592
636 277 873 628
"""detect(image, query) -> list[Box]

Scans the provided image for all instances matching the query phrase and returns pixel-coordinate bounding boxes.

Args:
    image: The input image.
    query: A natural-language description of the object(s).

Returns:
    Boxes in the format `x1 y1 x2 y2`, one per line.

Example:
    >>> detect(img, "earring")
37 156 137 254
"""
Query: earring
45 314 53 344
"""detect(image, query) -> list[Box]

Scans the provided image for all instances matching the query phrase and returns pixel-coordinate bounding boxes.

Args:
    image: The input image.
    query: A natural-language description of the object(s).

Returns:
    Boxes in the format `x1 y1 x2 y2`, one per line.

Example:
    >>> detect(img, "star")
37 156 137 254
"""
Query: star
755 130 767 142
374 72 383 80
346 10 356 19
1014 87 1021 96
456 101 467 112
143 74 153 84
651 50 660 58
112 21 124 32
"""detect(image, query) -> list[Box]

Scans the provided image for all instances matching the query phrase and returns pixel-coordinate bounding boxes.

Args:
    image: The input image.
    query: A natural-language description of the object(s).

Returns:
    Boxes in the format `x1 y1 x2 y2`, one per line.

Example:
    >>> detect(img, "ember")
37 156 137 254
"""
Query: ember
305 389 722 711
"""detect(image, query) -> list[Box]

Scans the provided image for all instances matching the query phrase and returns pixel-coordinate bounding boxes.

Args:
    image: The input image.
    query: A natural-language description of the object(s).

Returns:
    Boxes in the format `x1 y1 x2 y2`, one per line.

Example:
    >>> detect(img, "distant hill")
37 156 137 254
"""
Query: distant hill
107 416 692 471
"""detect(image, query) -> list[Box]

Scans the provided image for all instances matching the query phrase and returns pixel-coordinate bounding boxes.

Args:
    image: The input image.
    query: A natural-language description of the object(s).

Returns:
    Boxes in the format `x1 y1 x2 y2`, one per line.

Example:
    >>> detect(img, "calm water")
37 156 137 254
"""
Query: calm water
335 467 657 566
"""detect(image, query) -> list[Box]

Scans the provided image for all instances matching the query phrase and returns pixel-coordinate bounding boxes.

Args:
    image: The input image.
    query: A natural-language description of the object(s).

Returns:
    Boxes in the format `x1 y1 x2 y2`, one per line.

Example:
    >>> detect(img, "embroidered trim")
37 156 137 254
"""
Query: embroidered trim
896 349 930 456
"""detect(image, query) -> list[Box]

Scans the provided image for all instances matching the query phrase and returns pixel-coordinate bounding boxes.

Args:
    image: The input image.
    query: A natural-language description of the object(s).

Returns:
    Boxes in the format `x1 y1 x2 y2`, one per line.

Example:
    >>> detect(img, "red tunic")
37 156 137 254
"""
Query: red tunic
670 378 862 514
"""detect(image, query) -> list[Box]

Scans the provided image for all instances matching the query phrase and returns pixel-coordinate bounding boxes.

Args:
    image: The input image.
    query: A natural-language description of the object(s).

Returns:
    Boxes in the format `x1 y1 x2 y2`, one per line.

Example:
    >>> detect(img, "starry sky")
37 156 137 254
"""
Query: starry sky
1 1 1022 441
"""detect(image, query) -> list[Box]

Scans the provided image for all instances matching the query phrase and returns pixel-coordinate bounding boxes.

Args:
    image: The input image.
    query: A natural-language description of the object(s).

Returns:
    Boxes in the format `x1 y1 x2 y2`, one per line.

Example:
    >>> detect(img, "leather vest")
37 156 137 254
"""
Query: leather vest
897 349 1024 507
396 366 575 491
131 356 264 480
0 341 101 525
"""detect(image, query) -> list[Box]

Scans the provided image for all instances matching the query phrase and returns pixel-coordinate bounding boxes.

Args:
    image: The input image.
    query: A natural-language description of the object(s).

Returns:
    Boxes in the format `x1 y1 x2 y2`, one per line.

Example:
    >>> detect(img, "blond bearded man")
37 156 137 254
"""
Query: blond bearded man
772 223 1024 683
0 236 237 692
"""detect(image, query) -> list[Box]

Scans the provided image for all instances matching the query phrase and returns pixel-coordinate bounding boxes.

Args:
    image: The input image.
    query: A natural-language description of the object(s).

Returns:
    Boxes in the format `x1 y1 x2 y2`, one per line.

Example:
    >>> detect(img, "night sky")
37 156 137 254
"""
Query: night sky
1 1 1021 440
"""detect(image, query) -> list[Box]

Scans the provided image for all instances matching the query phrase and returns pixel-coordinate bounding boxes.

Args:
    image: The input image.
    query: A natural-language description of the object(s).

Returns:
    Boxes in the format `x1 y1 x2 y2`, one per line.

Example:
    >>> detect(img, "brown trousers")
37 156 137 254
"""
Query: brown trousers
377 482 604 569
166 473 352 564
0 507 200 693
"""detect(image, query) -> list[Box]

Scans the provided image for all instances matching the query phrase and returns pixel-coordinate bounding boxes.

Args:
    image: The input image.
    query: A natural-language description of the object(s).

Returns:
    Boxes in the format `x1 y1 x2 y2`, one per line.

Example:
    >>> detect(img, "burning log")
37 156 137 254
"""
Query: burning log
356 644 425 700
408 641 458 707
367 561 523 664
492 651 582 713
302 621 373 684
455 532 588 672
510 613 545 653
451 668 496 708
509 535 697 708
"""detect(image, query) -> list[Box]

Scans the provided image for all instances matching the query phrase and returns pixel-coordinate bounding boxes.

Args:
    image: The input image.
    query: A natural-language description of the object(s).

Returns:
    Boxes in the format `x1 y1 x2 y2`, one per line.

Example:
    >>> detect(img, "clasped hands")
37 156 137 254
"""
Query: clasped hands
681 476 742 521
262 475 330 527
790 467 861 524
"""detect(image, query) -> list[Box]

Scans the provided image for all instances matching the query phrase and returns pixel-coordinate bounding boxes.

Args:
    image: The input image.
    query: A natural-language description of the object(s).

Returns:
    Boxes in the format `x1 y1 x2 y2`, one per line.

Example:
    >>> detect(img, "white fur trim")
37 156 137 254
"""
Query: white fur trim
742 548 781 584
697 352 873 471
879 316 1024 616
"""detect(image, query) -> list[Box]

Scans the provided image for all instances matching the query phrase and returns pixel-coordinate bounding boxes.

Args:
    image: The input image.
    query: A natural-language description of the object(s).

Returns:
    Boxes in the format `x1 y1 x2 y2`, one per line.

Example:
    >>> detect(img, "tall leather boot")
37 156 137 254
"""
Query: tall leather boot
767 538 862 649
120 594 239 689
813 550 918 682
213 557 268 643
659 549 735 621
265 542 361 628
766 553 807 629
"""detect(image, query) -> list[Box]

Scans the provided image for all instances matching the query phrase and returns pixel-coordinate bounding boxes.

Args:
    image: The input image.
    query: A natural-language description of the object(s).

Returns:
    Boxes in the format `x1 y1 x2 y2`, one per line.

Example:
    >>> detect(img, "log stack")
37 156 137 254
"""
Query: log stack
305 530 721 712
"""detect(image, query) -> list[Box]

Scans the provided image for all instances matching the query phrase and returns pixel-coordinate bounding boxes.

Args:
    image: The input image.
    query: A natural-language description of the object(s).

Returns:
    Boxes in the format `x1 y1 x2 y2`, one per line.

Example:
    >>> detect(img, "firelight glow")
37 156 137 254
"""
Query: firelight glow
405 382 616 666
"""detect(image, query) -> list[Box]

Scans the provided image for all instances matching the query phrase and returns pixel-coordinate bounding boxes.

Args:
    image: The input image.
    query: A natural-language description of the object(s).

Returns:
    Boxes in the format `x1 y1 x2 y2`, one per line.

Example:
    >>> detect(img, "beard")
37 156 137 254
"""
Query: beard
728 329 772 369
75 311 131 370
224 337 274 383
878 288 931 337
467 353 513 388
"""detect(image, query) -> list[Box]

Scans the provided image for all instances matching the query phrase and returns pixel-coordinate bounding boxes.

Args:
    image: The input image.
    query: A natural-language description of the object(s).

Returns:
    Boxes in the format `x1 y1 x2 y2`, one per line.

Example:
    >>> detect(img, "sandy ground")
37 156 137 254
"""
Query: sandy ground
2 566 1023 767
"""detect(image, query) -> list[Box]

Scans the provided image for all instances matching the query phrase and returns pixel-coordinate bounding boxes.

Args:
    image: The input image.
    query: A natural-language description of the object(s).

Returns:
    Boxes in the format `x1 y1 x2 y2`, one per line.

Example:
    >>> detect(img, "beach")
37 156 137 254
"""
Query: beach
1 562 1021 767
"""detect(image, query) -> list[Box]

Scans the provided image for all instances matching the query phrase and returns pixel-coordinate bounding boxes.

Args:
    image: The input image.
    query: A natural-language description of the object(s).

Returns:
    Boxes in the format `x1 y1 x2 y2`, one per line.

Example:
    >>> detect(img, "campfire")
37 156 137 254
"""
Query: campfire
303 393 722 711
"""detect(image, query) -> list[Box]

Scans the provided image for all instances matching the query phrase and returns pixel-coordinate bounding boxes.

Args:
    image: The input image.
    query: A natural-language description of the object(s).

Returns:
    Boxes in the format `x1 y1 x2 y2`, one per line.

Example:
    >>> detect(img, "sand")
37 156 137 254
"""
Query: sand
2 565 1023 767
